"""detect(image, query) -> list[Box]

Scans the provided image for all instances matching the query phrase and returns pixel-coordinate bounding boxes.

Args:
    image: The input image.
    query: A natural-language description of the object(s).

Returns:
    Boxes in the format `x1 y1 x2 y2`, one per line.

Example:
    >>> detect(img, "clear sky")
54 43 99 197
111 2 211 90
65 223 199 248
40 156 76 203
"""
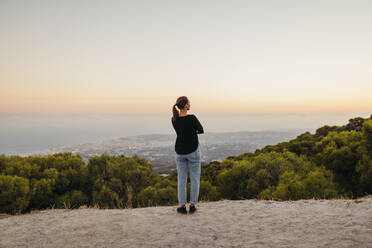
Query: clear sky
1 0 371 114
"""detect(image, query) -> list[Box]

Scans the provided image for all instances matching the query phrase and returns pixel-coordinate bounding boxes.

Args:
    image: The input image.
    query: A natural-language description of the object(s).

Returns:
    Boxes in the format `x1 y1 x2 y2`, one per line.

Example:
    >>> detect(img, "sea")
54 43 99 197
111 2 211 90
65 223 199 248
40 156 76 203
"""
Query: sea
0 112 370 155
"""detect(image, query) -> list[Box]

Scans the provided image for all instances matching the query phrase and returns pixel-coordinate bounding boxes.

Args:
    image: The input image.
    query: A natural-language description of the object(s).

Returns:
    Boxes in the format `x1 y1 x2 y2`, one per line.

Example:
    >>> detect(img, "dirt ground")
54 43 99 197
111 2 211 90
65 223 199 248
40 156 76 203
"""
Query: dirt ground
1 197 371 248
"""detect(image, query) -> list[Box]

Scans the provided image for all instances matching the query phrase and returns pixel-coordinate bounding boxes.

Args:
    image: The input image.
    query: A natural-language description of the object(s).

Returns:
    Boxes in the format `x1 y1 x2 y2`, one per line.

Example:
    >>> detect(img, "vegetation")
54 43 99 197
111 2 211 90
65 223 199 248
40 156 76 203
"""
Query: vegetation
1 115 371 214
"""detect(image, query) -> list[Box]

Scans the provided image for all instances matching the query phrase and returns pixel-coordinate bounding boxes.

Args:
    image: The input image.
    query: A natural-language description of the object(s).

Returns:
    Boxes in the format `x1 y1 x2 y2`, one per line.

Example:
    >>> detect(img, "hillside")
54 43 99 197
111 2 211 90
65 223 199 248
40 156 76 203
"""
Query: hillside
1 197 371 248
1 115 372 215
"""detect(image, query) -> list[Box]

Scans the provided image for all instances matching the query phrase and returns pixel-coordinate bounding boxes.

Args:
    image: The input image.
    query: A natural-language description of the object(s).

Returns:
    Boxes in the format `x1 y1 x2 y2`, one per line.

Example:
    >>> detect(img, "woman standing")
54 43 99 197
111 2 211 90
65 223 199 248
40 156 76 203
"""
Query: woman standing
171 96 204 214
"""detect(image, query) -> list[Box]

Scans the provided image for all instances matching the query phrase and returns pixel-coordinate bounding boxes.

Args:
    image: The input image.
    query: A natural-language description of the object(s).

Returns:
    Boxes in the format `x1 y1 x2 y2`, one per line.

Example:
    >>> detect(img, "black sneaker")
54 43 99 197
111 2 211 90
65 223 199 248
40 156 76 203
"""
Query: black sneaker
189 205 197 214
177 206 187 214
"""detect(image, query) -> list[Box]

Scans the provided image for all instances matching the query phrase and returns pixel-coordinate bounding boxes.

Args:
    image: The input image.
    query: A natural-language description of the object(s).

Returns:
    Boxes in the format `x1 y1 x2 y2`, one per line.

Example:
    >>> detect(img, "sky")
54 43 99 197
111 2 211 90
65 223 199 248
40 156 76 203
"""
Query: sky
1 0 372 115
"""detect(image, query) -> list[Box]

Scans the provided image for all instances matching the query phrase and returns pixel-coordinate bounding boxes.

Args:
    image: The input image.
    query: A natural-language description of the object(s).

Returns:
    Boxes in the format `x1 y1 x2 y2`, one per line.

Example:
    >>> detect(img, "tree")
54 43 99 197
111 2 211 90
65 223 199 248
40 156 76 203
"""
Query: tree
0 175 30 213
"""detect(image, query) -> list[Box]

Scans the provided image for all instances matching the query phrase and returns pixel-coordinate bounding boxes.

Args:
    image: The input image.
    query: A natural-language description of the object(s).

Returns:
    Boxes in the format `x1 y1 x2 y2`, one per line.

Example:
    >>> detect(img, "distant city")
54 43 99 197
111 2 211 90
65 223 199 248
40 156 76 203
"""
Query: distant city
32 129 305 173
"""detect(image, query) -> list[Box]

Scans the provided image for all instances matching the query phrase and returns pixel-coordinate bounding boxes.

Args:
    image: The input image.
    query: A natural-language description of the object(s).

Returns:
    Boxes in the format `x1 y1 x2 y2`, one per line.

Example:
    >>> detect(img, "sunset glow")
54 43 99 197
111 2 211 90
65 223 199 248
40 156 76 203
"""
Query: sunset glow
1 0 371 114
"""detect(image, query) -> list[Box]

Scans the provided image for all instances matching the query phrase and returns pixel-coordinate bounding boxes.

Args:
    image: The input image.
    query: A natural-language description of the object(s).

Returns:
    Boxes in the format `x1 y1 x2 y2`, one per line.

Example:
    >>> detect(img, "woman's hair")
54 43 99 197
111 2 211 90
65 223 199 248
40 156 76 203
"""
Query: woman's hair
172 96 189 122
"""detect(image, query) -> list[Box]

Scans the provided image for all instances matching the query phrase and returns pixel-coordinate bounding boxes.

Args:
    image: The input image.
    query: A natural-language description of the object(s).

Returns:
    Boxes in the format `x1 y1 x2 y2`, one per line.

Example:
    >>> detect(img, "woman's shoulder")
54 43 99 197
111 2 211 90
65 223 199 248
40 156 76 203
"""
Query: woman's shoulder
186 114 197 120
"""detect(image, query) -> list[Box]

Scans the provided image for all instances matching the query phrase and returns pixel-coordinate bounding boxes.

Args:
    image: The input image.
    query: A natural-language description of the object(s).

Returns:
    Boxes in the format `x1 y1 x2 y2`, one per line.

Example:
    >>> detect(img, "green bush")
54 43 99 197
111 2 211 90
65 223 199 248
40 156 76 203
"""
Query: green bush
0 175 30 214
57 190 88 208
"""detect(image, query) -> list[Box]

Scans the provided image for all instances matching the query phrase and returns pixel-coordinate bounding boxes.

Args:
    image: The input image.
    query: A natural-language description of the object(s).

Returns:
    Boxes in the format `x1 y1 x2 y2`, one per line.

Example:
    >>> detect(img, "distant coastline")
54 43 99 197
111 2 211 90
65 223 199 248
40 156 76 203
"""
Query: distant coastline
2 112 369 155
29 129 304 173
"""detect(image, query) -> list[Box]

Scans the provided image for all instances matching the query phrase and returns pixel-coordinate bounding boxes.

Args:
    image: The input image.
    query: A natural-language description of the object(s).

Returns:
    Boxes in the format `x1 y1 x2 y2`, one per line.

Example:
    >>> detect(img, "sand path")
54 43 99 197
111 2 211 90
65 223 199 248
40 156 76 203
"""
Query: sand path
1 197 371 248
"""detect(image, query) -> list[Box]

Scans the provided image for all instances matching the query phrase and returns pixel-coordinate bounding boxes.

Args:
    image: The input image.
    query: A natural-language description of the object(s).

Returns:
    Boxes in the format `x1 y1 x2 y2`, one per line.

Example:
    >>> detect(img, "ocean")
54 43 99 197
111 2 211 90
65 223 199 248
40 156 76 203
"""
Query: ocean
0 112 370 155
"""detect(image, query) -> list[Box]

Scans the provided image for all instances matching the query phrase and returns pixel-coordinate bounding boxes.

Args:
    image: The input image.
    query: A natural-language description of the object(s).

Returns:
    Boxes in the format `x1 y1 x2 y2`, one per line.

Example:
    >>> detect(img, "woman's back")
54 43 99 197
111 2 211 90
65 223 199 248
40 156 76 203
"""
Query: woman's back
171 114 204 154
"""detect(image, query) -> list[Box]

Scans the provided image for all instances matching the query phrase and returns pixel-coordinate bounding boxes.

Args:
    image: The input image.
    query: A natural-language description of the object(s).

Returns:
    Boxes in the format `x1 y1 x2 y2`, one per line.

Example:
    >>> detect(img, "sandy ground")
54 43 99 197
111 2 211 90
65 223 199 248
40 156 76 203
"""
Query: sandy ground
1 197 372 248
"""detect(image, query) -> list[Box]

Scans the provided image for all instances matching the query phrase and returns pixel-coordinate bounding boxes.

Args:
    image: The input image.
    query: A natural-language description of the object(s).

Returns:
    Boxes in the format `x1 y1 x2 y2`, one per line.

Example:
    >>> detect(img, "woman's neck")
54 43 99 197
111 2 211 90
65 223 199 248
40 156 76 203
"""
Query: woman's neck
179 110 188 116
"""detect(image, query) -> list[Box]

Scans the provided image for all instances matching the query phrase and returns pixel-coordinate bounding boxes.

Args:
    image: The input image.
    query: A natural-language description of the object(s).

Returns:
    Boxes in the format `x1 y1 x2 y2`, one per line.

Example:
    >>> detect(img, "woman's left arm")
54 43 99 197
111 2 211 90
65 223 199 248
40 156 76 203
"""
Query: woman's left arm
193 115 204 134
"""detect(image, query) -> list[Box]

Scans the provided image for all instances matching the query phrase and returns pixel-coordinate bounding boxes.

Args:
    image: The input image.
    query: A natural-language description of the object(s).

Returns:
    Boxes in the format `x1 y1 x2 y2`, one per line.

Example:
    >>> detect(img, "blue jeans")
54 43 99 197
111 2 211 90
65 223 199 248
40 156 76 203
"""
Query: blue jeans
175 145 201 205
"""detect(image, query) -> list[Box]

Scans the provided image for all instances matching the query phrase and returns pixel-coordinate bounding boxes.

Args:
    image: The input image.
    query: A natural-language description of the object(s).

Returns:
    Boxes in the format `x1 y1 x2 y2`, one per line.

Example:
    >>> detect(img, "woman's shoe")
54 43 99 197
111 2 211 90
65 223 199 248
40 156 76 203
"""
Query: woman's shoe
189 205 197 214
177 206 187 214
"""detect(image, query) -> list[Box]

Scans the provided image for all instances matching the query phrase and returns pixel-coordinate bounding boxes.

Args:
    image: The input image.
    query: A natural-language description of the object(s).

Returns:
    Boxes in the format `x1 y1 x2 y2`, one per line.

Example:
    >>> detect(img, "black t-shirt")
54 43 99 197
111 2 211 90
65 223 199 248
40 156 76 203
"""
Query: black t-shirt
171 114 204 154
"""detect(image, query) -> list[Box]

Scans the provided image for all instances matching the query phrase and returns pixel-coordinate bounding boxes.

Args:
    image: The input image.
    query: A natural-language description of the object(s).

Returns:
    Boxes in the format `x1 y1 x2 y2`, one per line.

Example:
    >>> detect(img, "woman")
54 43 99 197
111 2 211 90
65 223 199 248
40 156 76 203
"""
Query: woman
171 96 204 214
